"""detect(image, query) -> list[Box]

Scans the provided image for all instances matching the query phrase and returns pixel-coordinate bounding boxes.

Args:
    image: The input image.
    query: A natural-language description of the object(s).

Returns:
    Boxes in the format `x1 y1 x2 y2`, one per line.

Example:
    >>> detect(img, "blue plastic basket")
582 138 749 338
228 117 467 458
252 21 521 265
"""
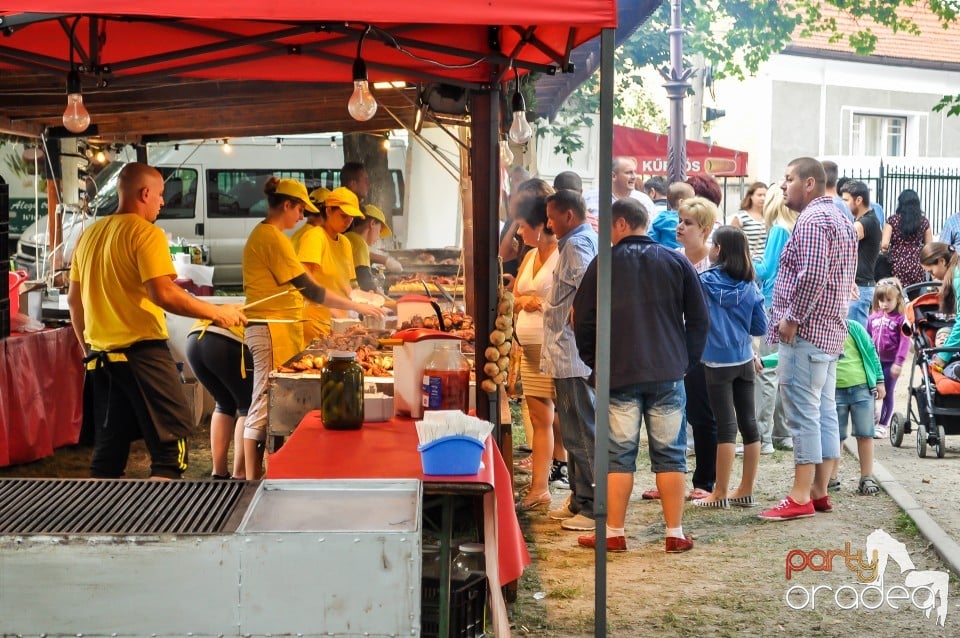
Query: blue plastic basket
418 435 485 476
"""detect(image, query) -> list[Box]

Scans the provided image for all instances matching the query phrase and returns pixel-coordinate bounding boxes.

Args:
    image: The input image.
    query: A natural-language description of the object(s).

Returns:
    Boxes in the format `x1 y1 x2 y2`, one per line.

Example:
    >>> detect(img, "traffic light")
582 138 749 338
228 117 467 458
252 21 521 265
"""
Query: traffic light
705 107 726 122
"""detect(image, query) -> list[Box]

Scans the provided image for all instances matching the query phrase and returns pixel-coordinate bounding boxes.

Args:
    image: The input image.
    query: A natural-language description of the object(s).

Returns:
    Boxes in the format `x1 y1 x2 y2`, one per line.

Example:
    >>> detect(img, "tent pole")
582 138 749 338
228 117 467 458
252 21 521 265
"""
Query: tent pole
469 88 500 431
594 25 615 638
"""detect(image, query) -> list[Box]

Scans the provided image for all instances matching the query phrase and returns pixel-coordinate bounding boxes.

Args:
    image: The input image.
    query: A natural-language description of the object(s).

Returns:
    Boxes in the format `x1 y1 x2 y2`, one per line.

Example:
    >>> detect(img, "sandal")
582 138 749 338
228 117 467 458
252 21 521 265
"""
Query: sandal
828 478 841 492
514 456 533 473
688 488 711 501
858 476 881 496
516 494 552 512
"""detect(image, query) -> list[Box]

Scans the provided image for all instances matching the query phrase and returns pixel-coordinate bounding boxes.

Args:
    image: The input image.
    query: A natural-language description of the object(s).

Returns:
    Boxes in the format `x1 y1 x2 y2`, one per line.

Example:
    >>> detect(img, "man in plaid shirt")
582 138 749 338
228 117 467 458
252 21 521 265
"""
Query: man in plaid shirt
759 157 858 522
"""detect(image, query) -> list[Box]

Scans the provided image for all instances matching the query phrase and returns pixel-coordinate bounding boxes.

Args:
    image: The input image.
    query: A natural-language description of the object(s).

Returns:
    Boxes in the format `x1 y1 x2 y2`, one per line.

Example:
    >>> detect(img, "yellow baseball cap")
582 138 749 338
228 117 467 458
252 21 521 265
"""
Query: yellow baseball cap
275 178 319 213
324 186 364 218
363 204 393 238
309 187 331 208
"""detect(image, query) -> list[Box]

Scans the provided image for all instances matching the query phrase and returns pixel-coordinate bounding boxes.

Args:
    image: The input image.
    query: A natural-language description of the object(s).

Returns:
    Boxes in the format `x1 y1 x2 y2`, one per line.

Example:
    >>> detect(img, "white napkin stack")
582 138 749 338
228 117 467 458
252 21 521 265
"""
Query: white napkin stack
415 411 494 445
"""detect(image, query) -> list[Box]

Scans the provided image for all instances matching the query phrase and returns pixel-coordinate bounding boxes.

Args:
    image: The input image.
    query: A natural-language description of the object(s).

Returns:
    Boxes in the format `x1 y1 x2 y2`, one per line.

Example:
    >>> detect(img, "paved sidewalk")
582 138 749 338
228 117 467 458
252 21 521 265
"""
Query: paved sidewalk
848 436 960 576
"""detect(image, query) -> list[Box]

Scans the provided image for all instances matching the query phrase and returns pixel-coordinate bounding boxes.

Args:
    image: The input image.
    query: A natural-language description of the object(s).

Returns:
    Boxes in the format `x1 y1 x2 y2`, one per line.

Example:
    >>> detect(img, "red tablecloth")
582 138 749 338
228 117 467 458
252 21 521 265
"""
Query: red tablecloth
0 327 85 466
267 413 530 585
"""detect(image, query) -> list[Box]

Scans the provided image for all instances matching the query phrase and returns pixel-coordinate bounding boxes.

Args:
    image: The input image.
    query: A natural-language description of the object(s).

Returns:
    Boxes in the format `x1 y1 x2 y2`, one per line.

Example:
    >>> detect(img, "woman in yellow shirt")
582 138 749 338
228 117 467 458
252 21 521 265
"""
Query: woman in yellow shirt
292 186 364 343
242 178 384 478
345 203 393 292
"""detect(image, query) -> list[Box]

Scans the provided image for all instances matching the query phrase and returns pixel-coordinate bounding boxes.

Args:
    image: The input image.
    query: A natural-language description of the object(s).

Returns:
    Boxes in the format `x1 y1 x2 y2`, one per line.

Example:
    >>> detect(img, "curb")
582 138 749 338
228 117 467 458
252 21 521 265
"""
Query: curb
844 437 960 576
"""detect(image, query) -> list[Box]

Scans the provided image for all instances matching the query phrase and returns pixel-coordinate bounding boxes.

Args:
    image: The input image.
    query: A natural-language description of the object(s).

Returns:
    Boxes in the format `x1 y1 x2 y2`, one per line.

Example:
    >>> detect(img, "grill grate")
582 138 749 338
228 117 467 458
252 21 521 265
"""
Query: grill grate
0 478 257 535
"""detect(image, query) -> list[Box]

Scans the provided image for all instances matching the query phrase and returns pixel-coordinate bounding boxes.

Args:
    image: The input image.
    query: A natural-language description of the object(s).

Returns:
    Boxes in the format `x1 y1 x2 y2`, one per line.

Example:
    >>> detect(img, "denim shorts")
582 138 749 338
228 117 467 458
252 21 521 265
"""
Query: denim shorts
835 383 875 440
608 380 687 473
777 338 840 464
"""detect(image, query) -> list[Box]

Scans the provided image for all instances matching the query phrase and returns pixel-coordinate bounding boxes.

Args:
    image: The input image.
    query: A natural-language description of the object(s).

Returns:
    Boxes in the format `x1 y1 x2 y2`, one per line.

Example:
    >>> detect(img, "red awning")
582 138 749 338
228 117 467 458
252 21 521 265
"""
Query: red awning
0 4 617 86
613 125 749 177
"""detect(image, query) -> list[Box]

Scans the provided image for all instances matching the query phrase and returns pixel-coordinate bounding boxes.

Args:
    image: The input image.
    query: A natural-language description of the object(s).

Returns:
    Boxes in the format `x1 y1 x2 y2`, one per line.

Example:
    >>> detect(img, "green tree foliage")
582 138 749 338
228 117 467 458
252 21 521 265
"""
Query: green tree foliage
540 0 960 159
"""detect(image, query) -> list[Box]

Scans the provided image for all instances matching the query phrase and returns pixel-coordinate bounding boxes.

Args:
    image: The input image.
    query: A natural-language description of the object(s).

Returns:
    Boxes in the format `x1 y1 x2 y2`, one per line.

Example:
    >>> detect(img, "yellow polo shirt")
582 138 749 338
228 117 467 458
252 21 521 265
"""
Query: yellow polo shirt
292 224 356 336
69 213 175 351
345 230 371 269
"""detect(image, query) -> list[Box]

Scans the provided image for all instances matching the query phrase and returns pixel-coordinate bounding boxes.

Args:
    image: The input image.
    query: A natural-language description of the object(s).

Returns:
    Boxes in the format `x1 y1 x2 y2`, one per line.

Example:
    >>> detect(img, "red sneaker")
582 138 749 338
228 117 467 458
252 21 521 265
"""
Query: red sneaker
665 536 694 553
758 496 815 521
577 534 627 552
641 489 660 500
812 495 833 513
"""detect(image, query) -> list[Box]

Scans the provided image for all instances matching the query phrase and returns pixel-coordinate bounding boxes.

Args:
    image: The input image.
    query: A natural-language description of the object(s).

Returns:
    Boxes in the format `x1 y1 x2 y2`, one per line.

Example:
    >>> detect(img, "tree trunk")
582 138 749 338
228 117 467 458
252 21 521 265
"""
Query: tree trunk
342 132 393 220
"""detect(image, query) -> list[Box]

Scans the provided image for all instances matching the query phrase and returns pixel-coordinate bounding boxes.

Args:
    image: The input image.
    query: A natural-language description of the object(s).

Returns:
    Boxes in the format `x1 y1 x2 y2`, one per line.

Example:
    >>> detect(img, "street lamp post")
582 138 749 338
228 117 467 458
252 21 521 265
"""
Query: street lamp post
660 0 693 184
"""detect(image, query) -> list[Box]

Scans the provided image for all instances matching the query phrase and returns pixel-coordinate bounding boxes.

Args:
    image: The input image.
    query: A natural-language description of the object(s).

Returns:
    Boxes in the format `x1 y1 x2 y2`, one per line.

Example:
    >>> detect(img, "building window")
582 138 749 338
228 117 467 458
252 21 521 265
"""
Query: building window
850 114 906 157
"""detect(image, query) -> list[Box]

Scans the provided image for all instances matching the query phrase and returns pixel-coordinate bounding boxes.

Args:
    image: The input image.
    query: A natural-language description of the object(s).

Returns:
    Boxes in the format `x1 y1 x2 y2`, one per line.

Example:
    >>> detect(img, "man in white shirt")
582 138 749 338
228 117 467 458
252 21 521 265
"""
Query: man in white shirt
583 156 656 232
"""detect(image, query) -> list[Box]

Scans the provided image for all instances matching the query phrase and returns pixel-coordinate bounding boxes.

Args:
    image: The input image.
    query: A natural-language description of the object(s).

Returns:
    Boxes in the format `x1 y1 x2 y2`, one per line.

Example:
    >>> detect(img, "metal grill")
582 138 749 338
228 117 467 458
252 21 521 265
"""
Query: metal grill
0 478 258 535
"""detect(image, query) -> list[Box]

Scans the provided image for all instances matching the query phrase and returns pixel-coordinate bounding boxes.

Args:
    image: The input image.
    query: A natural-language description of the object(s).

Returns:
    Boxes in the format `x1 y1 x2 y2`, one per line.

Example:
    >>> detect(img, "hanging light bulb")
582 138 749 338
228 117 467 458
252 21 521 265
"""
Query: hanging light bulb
500 139 514 166
222 139 233 154
330 135 338 149
94 150 108 164
276 137 283 150
508 90 533 145
382 134 391 151
348 57 378 122
62 69 91 134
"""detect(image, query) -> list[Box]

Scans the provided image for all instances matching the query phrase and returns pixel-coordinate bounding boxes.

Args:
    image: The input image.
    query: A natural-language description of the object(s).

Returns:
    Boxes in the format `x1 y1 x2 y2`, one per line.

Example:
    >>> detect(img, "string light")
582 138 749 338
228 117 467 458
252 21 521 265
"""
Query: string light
62 19 90 134
276 137 283 150
347 26 378 122
508 68 533 145
222 139 233 154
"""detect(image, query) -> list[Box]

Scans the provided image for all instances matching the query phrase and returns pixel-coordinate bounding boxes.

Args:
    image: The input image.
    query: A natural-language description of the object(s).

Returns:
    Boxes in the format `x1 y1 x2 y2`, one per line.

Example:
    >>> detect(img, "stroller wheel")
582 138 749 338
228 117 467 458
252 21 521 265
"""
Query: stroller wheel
889 413 905 447
918 423 928 458
936 424 947 459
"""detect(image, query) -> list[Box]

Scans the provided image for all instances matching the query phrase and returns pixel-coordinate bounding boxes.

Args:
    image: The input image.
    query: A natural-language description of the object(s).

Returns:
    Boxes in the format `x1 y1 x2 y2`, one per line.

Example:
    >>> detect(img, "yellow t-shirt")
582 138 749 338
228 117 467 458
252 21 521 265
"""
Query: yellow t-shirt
242 223 305 320
292 224 356 334
345 231 371 269
69 213 175 351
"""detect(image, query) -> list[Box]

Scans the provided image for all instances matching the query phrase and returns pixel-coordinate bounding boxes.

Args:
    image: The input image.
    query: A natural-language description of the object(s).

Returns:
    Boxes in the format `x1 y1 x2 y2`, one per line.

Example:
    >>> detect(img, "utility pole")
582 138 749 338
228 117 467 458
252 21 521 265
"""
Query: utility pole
660 0 693 184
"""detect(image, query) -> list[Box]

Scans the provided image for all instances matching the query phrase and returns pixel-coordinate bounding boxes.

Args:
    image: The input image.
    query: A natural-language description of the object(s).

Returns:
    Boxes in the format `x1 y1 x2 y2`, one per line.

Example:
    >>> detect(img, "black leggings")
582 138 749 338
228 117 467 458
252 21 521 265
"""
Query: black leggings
685 362 716 491
185 332 254 416
704 362 760 445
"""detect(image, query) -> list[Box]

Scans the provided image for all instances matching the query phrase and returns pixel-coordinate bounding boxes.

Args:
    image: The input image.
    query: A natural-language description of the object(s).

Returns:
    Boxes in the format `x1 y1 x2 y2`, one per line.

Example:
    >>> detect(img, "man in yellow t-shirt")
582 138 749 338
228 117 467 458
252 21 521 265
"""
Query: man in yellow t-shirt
68 162 245 480
292 186 363 342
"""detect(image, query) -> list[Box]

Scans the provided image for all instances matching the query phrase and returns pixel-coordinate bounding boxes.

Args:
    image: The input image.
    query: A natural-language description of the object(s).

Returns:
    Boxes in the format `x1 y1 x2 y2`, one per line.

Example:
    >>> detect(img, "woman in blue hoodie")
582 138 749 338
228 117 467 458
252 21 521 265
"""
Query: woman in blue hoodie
692 226 768 509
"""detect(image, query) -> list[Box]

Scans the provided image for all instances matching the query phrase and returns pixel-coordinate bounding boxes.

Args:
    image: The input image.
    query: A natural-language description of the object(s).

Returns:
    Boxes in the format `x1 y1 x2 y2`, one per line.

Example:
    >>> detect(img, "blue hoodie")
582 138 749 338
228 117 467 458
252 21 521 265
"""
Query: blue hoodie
699 266 768 364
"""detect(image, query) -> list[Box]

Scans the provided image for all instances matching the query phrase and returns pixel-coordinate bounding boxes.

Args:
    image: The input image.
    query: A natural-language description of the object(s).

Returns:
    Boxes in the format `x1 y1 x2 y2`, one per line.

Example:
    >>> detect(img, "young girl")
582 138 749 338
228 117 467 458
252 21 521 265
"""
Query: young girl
693 225 768 509
866 278 910 439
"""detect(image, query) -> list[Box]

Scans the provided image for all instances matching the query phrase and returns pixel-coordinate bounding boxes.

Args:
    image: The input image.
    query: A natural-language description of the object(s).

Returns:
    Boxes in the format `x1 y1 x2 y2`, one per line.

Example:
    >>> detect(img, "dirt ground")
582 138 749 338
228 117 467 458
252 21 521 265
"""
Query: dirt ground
3 380 959 636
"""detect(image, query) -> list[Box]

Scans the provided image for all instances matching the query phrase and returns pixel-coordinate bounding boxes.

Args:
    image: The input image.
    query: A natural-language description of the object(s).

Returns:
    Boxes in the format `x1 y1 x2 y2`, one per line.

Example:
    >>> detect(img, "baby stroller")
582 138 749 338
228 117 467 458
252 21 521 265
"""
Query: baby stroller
890 281 960 457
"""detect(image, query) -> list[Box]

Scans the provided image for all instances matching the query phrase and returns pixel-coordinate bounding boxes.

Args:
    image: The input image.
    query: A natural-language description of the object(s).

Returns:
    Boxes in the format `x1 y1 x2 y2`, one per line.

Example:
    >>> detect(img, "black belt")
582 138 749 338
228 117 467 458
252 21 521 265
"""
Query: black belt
856 280 876 286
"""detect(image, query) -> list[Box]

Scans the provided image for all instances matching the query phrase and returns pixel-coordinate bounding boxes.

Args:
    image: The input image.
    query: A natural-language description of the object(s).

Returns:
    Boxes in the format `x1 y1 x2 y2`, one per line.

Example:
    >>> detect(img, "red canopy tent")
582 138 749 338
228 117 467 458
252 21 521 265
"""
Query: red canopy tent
613 124 749 177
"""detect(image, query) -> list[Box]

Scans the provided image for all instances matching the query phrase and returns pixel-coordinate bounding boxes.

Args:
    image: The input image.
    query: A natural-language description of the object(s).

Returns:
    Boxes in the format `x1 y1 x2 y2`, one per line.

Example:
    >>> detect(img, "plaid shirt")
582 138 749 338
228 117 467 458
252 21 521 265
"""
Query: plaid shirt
768 196 857 355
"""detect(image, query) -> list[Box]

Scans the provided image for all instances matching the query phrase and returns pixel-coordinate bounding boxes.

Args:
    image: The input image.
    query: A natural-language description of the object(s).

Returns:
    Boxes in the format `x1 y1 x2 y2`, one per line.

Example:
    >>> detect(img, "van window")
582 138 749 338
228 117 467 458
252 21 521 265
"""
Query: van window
208 169 316 218
88 165 197 219
159 168 198 220
206 168 404 218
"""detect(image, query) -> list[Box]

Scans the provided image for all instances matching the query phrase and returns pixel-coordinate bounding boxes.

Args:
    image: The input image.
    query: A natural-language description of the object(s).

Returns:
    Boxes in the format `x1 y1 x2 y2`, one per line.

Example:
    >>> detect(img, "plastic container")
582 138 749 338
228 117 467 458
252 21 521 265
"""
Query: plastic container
421 342 471 414
8 270 28 319
418 435 484 475
321 351 365 429
452 542 485 579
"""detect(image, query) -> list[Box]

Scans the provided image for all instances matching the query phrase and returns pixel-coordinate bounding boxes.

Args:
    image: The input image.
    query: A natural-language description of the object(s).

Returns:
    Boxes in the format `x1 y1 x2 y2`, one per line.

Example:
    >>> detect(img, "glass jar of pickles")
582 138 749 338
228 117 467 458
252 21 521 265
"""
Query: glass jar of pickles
321 351 364 430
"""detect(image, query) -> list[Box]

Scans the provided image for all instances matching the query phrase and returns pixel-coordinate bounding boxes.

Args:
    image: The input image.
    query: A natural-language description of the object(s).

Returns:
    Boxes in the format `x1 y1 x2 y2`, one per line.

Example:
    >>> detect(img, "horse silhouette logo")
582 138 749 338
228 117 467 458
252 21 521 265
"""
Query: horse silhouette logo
785 528 948 627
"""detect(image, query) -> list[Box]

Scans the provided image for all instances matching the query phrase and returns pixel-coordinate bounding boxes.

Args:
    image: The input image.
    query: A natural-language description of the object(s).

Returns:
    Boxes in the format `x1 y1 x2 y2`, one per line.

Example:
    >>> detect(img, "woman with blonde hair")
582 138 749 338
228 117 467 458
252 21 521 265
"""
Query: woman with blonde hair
675 195 718 499
752 188 800 453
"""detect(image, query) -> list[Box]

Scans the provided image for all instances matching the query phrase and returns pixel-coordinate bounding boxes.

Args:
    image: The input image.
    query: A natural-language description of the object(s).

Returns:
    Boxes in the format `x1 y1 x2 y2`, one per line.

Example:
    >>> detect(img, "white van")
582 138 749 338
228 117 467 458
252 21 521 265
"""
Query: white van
14 136 406 287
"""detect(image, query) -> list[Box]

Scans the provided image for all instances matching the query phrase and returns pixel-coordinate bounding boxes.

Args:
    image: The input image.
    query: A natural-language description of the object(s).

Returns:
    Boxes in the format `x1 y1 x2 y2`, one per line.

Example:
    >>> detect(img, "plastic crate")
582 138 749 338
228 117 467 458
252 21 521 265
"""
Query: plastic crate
421 572 487 638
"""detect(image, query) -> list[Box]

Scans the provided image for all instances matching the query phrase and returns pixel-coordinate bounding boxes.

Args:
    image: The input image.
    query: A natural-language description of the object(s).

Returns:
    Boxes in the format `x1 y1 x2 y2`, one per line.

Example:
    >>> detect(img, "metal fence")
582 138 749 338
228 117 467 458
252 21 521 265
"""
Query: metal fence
842 162 960 235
